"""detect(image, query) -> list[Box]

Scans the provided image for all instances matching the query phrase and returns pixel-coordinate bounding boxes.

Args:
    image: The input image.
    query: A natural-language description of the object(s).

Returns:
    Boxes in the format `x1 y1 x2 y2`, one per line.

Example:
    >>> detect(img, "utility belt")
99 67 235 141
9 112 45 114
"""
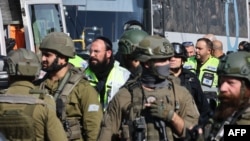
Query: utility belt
63 117 82 140
121 116 169 141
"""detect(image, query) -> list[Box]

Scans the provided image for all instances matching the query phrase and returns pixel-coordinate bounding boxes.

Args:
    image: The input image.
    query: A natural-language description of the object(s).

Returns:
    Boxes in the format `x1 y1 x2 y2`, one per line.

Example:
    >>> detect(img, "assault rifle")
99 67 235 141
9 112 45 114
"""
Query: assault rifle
155 120 168 141
133 116 146 141
210 112 236 141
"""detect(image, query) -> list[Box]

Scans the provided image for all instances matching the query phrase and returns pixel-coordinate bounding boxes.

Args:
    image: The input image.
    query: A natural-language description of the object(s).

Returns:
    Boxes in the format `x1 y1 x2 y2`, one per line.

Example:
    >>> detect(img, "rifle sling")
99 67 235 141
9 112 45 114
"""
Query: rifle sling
56 72 83 120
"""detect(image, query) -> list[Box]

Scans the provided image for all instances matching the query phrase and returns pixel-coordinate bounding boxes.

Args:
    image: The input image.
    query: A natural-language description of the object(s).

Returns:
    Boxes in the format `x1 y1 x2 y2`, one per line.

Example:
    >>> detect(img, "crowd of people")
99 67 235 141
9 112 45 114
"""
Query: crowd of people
0 21 250 141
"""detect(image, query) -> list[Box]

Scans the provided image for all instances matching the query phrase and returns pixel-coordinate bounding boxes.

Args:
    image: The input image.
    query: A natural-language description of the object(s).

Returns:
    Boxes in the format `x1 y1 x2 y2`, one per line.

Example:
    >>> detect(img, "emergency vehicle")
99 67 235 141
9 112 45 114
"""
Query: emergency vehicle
0 0 67 88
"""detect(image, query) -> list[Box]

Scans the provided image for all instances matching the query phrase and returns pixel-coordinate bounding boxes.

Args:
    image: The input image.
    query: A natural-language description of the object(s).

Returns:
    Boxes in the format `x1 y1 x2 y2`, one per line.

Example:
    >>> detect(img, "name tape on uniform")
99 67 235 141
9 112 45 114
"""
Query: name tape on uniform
224 125 250 140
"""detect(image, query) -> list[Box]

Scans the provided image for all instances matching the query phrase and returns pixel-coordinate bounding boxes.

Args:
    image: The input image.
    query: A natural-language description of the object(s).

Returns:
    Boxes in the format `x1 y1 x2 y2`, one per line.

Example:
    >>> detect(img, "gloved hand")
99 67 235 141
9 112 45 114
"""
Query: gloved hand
185 125 205 141
148 101 174 122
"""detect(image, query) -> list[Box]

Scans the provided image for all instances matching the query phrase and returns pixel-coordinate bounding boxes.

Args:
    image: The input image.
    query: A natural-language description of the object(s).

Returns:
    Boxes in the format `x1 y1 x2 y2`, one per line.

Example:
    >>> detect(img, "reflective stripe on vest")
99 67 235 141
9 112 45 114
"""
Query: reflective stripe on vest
183 56 197 73
199 56 219 88
184 56 219 88
69 55 88 69
85 61 130 110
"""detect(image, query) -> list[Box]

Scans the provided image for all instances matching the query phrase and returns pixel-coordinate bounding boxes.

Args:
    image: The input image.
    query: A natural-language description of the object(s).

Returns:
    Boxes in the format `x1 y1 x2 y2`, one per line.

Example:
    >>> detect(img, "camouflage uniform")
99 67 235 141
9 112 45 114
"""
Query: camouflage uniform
99 81 199 141
202 108 250 141
0 48 67 141
41 69 103 141
38 32 103 141
194 52 250 141
4 81 67 141
98 35 199 141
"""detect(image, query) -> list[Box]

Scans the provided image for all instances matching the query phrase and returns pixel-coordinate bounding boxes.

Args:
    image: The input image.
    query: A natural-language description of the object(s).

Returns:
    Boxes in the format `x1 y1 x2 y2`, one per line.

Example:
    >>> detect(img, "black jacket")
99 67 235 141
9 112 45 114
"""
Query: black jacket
179 68 211 125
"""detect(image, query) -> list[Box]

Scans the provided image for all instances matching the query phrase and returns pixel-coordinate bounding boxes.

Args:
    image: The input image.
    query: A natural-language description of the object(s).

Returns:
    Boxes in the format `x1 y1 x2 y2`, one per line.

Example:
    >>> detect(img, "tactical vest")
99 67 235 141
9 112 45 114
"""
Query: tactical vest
40 67 85 140
203 105 250 141
0 92 45 141
69 54 88 69
121 78 180 141
85 61 131 110
183 56 197 73
184 56 219 90
198 57 219 88
56 71 84 140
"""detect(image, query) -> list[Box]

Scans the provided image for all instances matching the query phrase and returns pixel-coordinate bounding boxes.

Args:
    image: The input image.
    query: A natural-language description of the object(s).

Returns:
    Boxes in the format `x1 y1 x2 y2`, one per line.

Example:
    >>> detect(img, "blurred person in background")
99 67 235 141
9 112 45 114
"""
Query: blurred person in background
85 36 130 111
203 33 216 42
117 28 148 77
182 41 196 57
238 41 250 52
170 42 211 126
212 39 226 61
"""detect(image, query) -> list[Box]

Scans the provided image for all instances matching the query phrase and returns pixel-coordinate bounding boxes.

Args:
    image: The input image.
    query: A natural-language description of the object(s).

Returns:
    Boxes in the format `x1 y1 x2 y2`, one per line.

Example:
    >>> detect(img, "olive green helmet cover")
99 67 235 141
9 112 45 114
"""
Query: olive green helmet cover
118 29 148 55
218 51 250 82
39 32 75 58
134 35 174 62
5 48 41 77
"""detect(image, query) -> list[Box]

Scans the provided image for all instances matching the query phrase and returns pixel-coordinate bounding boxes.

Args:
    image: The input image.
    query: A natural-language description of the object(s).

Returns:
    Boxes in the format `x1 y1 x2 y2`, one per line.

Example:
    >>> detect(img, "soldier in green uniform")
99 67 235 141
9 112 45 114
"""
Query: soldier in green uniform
117 28 148 77
0 48 67 141
98 35 200 141
37 32 103 141
189 51 250 141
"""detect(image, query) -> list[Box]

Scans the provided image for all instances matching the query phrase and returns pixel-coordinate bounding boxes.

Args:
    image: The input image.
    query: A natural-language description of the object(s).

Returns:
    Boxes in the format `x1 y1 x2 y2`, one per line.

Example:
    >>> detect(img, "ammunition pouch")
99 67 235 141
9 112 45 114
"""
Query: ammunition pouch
134 117 146 130
121 124 132 141
121 116 146 141
133 116 146 141
64 118 82 140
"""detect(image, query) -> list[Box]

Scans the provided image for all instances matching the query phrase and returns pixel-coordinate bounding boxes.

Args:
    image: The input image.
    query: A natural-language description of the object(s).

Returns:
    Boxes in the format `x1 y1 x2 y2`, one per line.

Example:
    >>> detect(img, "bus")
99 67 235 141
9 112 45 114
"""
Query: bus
63 0 249 53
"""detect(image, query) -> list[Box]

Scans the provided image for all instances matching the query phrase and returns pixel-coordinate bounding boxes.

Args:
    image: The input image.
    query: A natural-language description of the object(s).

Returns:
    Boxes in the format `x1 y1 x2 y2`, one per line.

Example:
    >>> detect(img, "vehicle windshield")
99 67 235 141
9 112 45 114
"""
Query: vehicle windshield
29 4 64 47
64 0 148 54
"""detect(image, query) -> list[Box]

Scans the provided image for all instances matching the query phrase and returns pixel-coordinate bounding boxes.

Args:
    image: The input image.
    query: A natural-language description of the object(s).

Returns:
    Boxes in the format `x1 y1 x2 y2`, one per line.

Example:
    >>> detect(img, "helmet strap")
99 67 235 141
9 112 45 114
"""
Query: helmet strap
42 56 67 73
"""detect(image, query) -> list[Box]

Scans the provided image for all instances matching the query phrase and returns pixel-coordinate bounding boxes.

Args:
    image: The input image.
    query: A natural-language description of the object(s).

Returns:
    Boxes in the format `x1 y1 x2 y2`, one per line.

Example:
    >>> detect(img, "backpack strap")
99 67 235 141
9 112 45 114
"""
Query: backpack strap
54 71 71 100
61 73 84 97
55 72 84 140
121 78 145 140
167 77 180 111
230 104 250 124
56 72 84 120
0 94 44 105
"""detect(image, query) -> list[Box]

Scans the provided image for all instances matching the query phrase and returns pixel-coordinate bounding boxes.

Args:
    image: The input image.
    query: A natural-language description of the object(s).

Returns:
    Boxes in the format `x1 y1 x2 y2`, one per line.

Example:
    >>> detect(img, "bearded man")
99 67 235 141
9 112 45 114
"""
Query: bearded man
190 51 250 141
84 36 130 111
36 32 103 141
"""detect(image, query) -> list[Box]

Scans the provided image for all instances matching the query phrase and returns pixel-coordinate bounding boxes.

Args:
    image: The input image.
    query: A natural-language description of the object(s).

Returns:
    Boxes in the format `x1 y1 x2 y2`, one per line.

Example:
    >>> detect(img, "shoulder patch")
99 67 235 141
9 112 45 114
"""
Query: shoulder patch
88 104 100 112
206 65 217 71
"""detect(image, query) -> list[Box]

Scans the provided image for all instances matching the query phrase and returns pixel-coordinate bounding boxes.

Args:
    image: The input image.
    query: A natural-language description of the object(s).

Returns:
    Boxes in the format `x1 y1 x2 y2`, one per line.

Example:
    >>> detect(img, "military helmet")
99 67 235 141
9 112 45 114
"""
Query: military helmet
118 29 148 55
5 48 41 77
123 20 144 31
134 35 174 62
39 32 75 58
243 42 250 52
217 51 250 82
171 42 187 61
